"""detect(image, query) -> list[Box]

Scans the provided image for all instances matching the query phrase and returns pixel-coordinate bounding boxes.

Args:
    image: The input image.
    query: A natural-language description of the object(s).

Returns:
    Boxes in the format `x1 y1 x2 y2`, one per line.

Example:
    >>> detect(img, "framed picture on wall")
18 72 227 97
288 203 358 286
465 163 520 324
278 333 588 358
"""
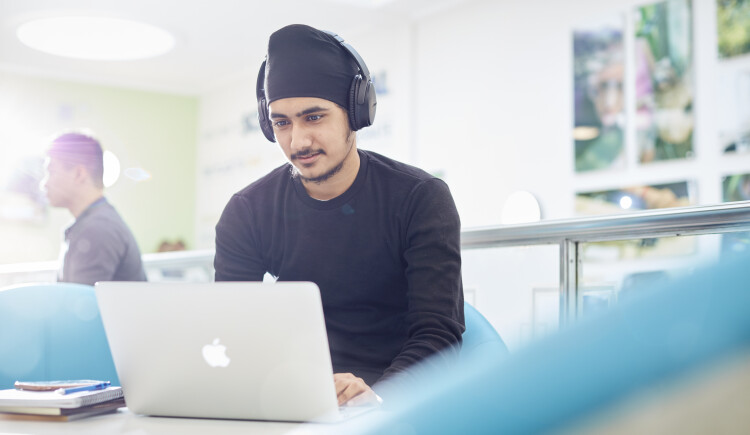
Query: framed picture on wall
718 0 750 59
576 181 697 261
634 0 694 164
721 172 750 254
575 180 694 215
717 67 750 154
717 0 750 154
722 172 750 202
573 16 625 173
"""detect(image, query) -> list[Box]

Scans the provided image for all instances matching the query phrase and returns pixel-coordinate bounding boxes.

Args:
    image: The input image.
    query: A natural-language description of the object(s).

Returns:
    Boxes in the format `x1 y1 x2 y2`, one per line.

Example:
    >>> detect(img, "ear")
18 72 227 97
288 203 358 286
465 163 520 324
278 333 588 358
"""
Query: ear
72 164 90 184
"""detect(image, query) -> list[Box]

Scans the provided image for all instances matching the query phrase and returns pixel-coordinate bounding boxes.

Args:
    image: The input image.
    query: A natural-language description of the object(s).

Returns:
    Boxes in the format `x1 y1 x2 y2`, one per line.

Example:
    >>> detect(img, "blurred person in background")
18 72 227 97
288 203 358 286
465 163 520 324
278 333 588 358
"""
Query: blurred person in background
41 132 146 286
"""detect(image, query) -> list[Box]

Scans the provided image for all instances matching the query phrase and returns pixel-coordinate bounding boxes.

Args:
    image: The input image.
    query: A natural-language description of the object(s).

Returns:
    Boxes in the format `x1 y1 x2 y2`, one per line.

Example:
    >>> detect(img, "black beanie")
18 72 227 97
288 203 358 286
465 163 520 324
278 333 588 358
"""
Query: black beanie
265 24 358 109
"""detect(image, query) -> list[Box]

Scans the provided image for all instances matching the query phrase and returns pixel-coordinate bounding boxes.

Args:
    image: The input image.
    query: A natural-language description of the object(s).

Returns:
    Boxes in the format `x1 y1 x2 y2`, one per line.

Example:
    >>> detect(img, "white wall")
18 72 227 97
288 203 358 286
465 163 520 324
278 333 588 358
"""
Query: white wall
414 0 575 225
194 68 286 249
352 19 415 165
413 0 750 227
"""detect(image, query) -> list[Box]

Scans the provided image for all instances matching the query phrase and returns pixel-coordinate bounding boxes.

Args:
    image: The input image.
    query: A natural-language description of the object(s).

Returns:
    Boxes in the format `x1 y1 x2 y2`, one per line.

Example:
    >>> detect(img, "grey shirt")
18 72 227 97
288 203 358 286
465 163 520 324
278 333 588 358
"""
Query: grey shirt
59 197 147 285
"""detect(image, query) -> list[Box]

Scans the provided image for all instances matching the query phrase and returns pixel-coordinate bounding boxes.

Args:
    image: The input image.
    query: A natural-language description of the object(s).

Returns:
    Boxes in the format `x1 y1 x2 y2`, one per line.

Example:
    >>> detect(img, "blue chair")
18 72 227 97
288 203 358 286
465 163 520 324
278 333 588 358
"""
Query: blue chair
461 302 508 361
0 283 119 389
328 251 750 434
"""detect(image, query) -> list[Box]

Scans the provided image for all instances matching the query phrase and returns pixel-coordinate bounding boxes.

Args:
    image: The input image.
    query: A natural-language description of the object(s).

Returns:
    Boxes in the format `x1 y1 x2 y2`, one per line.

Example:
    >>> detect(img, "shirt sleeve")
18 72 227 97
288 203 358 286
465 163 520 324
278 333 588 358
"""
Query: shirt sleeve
214 194 267 281
378 178 465 384
64 225 124 286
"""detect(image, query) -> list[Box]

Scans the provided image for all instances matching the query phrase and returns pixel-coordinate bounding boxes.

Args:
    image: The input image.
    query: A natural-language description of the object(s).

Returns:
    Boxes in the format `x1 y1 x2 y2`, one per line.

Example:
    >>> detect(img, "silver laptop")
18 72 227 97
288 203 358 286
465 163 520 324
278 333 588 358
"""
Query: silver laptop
95 281 370 422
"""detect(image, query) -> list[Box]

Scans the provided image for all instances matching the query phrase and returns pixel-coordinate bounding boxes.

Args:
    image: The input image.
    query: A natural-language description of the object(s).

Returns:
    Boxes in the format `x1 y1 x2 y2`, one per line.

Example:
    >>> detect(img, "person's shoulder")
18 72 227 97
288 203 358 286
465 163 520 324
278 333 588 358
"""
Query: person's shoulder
233 162 292 200
361 151 455 208
363 150 436 184
80 200 122 226
362 150 452 199
80 201 132 238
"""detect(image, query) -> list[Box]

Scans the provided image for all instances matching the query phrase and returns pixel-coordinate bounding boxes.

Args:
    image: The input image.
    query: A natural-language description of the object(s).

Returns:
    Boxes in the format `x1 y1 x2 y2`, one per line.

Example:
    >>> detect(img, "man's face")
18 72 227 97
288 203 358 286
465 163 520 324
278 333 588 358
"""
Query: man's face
268 97 356 184
41 156 77 208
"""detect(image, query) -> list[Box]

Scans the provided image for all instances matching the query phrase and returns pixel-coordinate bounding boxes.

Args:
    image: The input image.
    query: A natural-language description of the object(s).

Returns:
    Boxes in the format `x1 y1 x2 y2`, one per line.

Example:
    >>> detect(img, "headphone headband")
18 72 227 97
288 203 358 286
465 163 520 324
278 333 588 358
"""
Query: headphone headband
324 32 371 85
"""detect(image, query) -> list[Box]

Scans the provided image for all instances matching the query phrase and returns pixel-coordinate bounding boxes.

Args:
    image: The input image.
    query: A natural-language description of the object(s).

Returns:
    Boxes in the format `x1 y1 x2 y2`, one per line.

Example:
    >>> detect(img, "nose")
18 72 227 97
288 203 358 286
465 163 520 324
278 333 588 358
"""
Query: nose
289 123 313 153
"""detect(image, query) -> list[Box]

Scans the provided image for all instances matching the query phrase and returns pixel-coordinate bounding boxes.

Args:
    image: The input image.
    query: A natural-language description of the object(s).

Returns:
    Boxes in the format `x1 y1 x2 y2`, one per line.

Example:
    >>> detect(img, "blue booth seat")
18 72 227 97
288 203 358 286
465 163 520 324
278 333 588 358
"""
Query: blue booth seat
324 251 750 434
0 283 119 389
461 302 508 361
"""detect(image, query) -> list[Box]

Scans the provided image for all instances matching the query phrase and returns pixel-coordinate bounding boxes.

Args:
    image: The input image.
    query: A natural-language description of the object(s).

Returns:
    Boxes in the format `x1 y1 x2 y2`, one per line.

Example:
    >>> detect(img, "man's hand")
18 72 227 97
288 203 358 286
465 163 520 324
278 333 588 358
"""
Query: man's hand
333 373 380 406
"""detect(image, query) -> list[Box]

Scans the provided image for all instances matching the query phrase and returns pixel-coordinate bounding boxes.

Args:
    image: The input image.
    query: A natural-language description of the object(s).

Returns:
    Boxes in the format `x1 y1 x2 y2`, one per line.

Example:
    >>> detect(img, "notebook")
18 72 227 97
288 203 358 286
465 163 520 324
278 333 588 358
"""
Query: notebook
0 386 123 409
95 281 374 422
0 396 125 421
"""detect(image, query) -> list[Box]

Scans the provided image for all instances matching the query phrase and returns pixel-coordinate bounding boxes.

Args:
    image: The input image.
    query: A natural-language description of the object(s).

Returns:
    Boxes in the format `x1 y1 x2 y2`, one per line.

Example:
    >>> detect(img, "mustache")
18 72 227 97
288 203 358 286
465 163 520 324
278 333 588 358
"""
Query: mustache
291 149 326 160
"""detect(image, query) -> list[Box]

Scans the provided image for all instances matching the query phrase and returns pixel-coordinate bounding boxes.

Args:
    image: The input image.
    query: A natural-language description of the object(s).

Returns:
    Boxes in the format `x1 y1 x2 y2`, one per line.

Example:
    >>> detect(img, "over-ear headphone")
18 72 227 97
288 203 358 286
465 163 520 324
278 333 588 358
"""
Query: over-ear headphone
256 30 377 143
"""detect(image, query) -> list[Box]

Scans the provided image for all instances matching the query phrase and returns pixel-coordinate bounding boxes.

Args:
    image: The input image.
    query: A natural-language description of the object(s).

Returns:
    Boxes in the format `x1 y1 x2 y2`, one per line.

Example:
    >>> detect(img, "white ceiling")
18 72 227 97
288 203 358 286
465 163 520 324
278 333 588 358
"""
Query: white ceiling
0 0 468 95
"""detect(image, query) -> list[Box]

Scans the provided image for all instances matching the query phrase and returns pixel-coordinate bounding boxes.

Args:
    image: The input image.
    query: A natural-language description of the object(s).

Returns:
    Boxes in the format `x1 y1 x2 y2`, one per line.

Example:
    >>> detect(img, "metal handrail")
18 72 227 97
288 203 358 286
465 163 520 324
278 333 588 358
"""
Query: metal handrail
461 201 750 248
3 202 750 298
137 200 750 275
460 200 750 325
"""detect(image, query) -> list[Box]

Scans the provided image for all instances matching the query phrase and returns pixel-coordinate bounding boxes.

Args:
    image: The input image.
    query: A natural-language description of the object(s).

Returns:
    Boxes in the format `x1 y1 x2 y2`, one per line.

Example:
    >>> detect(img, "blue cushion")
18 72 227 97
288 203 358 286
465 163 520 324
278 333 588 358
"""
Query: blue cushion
0 283 119 389
330 251 750 434
461 302 508 360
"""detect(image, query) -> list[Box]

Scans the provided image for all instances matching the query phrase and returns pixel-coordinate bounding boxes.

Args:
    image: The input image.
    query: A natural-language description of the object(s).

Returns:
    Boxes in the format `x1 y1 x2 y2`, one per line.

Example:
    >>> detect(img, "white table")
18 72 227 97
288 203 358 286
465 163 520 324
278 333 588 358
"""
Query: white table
0 408 327 434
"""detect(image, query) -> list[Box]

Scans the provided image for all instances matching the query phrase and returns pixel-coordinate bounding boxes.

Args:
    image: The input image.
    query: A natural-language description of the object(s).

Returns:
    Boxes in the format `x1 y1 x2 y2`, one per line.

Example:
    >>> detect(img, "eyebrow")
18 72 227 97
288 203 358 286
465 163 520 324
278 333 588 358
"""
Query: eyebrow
270 106 329 119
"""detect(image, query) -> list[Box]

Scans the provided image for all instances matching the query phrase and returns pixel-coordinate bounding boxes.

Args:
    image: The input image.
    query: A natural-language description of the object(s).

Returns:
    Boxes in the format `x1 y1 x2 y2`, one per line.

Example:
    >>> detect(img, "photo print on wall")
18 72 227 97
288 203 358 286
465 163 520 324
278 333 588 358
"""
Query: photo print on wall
573 16 625 173
722 171 750 255
717 0 750 154
718 0 750 59
576 181 696 260
634 0 695 164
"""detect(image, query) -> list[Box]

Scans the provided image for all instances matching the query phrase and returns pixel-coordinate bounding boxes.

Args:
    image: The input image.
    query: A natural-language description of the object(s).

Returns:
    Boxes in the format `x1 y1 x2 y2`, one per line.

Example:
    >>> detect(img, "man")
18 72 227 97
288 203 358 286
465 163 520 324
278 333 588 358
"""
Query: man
214 24 464 406
42 132 147 286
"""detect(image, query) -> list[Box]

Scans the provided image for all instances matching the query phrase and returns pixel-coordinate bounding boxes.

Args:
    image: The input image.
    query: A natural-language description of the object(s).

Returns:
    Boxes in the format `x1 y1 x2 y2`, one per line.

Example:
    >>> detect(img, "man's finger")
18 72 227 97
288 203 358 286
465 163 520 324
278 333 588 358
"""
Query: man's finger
337 381 366 405
334 373 357 395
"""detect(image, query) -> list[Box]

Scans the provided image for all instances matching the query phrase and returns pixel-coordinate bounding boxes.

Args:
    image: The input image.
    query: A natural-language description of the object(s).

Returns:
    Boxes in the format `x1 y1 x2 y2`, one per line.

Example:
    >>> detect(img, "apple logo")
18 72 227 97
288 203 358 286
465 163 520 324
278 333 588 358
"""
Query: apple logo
202 338 231 368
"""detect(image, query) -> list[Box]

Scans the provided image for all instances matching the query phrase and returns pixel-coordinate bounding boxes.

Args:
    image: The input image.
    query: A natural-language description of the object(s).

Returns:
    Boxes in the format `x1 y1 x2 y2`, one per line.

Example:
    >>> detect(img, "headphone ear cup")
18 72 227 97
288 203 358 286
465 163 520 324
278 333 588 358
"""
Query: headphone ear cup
258 97 275 143
364 79 376 128
349 74 376 131
256 59 276 142
348 75 361 131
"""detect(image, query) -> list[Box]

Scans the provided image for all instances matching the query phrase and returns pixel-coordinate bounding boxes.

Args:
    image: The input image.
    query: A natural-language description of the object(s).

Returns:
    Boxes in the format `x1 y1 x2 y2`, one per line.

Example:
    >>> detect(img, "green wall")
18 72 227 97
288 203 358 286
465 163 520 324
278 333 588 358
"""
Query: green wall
0 72 198 263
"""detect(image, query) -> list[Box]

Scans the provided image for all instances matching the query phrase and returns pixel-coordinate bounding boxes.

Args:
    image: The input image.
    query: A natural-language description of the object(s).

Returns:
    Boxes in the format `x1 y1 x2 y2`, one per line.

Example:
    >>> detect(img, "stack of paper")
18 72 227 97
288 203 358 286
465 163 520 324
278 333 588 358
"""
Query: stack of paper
0 387 125 421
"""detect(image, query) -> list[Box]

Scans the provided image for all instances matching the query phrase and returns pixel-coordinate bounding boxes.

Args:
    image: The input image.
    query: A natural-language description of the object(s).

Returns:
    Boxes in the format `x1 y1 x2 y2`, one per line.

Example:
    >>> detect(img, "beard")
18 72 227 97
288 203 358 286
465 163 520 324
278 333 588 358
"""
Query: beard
291 131 355 185
298 156 344 184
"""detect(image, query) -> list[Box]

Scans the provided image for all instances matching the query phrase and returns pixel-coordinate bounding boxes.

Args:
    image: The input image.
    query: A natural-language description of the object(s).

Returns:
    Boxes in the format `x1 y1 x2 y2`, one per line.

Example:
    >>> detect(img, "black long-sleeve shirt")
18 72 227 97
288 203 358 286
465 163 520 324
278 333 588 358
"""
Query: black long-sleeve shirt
214 150 464 386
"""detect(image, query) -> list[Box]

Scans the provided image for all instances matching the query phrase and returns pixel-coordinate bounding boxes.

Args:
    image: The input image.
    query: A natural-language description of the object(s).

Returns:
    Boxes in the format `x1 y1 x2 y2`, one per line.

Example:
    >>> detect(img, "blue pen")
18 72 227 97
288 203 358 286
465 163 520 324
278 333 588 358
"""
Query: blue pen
55 381 111 395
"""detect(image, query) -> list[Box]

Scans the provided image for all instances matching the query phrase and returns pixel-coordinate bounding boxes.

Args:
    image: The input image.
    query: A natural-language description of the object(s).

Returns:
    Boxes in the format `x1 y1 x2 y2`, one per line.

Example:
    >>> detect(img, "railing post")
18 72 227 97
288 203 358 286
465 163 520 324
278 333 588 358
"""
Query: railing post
560 240 579 326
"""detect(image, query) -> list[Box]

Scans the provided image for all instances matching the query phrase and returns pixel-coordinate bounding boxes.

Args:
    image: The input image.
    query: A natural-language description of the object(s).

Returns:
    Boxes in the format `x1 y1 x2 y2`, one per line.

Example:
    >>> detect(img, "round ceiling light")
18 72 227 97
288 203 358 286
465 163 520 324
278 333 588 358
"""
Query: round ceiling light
17 16 175 61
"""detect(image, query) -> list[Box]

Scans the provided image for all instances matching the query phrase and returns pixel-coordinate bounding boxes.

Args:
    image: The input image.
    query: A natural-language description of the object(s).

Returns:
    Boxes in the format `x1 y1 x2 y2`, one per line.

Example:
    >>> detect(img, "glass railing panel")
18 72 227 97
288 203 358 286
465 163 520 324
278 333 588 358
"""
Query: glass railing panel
0 261 57 288
461 244 560 352
577 232 738 318
142 250 214 282
720 230 750 256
